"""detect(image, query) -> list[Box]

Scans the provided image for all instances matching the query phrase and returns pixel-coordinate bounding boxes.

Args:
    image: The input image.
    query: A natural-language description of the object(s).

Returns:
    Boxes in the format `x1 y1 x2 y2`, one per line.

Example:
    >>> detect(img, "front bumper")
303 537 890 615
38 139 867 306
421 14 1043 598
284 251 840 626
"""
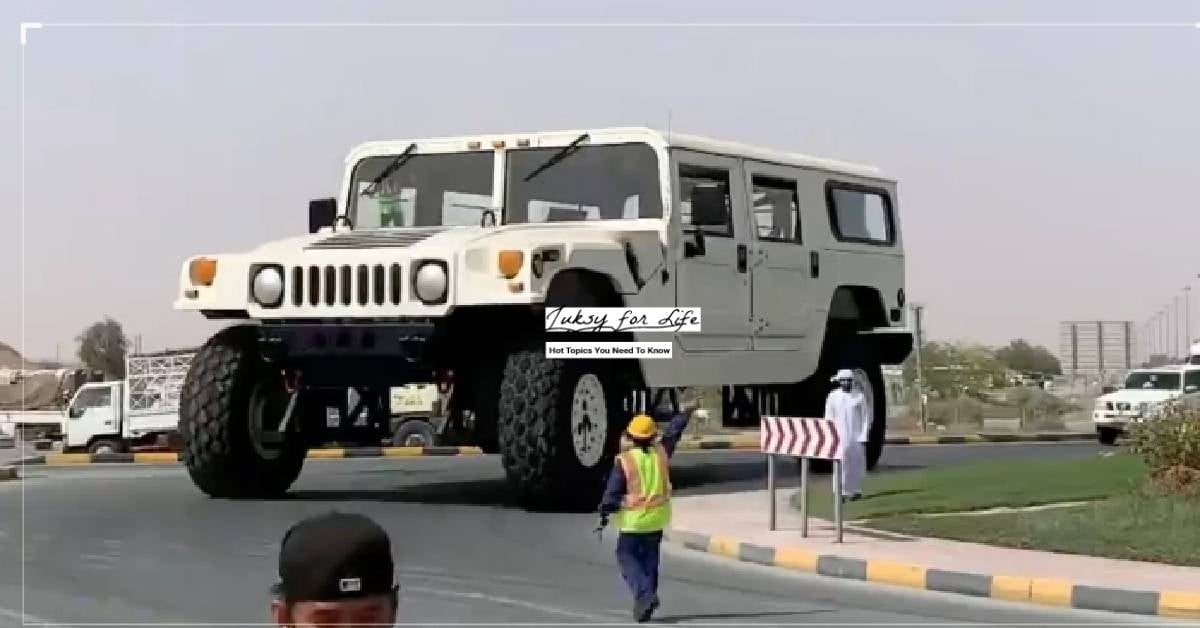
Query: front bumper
258 320 437 361
1093 412 1137 429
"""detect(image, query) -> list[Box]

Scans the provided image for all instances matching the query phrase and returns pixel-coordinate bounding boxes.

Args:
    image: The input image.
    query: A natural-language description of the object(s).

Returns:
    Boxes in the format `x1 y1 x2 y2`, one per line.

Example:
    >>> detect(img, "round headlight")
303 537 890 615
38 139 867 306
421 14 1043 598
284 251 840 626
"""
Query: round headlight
252 267 284 306
413 262 448 303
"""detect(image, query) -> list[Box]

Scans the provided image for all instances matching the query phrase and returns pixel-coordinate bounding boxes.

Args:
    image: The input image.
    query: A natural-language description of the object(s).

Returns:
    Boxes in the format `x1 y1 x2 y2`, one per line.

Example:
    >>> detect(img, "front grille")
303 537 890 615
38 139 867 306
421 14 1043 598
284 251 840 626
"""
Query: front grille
288 264 403 307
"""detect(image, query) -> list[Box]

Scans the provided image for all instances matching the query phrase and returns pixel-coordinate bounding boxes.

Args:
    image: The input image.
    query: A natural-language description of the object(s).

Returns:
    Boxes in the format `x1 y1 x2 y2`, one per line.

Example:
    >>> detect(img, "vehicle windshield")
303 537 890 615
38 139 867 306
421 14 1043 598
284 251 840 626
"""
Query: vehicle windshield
504 143 663 224
349 152 495 229
1123 371 1181 390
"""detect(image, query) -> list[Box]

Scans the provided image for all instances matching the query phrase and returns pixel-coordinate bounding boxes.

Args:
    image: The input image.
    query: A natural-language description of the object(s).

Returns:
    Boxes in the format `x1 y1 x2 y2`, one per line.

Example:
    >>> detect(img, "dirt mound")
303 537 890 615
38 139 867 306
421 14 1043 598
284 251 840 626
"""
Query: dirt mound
0 342 22 369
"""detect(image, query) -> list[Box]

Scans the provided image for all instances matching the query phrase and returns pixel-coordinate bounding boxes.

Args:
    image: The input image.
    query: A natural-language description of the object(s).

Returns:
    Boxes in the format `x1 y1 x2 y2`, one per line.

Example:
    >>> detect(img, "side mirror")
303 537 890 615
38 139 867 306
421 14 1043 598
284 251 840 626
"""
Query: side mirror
690 186 728 227
68 406 83 419
308 198 338 234
1102 386 1117 394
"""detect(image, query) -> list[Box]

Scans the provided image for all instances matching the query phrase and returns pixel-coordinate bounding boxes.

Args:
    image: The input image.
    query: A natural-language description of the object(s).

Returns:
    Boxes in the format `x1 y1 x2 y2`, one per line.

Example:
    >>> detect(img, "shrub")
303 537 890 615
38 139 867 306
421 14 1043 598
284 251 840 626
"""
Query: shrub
1126 402 1200 495
928 398 984 428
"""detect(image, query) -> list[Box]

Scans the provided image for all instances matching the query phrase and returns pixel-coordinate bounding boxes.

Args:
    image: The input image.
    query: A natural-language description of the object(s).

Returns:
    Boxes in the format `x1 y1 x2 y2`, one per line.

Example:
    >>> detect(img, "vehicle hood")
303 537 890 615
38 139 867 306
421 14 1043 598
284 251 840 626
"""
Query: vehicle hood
246 222 659 258
1097 389 1180 405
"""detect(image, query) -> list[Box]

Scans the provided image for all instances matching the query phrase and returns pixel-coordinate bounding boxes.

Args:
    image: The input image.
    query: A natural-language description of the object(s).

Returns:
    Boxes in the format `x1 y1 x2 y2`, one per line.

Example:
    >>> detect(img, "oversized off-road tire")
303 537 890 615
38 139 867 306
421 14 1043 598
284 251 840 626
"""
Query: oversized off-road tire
498 348 631 510
178 325 307 498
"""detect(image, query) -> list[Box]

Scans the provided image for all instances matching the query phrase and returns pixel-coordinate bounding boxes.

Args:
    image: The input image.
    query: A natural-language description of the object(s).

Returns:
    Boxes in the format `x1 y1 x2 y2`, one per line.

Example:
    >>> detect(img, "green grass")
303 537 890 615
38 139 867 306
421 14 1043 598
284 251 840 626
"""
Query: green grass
791 453 1200 565
792 453 1145 521
870 493 1200 566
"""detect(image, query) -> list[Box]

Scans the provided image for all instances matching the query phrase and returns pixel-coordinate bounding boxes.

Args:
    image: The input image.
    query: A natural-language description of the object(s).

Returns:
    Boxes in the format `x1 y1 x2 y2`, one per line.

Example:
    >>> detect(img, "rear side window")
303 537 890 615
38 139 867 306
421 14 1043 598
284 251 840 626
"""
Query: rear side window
1186 370 1200 391
826 182 895 245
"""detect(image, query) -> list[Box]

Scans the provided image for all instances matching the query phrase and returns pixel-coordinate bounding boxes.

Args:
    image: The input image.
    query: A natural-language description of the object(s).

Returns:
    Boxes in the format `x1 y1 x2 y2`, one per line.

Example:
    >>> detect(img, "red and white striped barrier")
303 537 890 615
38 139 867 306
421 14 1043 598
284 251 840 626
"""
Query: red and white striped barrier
760 416 842 460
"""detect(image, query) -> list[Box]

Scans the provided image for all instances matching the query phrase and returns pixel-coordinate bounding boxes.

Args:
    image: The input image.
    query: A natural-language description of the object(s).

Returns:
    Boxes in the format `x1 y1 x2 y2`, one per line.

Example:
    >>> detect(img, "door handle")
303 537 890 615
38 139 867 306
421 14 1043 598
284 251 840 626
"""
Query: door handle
810 251 820 278
736 244 748 273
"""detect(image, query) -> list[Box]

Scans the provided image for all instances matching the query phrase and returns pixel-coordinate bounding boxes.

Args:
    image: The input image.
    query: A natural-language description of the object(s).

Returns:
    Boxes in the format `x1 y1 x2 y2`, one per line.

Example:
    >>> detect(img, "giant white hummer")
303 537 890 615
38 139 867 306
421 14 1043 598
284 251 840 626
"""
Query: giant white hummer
174 127 913 509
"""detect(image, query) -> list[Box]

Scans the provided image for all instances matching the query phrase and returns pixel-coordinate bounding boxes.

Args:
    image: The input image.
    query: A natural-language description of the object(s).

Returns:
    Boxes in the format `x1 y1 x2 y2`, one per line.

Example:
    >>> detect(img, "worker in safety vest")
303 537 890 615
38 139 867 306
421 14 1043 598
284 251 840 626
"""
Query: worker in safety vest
597 400 704 623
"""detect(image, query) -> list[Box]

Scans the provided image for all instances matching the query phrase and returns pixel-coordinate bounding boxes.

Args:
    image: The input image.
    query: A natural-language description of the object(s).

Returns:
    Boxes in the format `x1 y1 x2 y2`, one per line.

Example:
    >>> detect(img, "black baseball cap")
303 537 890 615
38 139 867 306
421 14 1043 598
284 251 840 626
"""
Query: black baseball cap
275 511 397 603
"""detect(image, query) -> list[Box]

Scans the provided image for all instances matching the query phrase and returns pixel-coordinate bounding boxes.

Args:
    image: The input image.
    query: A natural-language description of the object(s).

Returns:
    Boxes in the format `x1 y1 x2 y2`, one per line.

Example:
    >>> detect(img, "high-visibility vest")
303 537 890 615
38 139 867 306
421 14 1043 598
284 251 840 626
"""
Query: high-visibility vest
615 444 672 533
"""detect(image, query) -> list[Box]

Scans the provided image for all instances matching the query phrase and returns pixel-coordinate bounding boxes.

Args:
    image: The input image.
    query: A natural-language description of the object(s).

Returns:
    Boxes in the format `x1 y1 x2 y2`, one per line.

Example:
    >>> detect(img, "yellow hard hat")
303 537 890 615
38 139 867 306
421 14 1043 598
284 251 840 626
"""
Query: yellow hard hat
626 414 658 439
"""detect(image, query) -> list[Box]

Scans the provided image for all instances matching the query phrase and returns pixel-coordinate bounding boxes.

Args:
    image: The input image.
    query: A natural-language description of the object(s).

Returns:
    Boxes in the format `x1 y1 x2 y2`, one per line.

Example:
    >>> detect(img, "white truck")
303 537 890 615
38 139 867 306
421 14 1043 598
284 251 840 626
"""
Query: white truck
172 127 913 508
1093 364 1200 445
61 350 194 454
0 367 100 441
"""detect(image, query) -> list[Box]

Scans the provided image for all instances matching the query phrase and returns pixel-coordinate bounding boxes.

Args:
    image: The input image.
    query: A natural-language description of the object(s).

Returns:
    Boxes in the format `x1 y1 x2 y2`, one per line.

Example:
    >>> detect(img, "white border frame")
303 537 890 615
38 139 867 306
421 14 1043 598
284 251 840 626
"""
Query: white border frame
18 18 1200 628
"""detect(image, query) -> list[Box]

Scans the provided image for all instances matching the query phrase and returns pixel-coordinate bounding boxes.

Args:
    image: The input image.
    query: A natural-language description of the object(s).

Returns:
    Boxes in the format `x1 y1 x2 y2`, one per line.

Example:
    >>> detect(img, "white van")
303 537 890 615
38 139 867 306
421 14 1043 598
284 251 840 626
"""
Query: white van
1093 364 1200 445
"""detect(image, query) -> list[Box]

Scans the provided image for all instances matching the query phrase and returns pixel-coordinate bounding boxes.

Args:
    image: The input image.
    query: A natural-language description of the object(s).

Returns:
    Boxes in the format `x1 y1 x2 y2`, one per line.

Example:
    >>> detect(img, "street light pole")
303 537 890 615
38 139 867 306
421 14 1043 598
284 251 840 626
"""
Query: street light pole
1186 286 1192 356
911 303 928 433
1176 297 1183 360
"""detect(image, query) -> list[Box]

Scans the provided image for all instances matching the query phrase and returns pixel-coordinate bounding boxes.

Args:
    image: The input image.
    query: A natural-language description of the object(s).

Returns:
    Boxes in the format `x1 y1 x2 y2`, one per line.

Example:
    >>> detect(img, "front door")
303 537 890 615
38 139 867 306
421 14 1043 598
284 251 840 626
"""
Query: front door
742 161 818 355
66 382 119 448
672 150 752 352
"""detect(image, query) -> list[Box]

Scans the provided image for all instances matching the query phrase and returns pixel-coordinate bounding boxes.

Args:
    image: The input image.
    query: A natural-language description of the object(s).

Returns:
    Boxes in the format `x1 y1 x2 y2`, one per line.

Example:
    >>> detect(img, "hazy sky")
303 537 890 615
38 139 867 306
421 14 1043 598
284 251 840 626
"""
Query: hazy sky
3 0 1198 361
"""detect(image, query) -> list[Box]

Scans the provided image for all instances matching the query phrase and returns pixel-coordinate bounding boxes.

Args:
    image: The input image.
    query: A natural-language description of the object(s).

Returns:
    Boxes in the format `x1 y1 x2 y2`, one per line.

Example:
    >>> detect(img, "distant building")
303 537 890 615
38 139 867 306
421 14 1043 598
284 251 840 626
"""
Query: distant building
1058 320 1134 383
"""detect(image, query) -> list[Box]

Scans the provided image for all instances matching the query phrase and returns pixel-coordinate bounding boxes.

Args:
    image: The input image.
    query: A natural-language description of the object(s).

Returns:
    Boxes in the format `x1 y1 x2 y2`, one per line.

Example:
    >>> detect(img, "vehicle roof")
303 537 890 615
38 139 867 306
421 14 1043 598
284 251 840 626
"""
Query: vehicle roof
346 126 890 181
1127 365 1200 374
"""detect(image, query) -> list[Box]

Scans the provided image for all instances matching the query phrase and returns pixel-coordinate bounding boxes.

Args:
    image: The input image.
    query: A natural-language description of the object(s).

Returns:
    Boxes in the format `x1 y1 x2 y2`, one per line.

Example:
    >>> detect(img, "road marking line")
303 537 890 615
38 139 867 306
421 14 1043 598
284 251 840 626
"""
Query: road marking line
0 604 60 626
404 585 616 621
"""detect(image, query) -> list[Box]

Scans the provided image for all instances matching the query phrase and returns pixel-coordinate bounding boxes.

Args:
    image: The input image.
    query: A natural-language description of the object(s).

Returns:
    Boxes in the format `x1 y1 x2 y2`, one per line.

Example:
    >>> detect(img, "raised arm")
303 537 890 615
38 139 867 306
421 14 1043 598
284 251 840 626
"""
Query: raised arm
660 412 691 458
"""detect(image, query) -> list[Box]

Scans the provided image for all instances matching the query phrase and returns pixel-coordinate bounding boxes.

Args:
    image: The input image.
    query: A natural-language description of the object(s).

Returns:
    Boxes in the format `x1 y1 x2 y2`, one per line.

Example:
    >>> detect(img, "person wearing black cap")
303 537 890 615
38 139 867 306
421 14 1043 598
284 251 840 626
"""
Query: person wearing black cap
271 511 399 627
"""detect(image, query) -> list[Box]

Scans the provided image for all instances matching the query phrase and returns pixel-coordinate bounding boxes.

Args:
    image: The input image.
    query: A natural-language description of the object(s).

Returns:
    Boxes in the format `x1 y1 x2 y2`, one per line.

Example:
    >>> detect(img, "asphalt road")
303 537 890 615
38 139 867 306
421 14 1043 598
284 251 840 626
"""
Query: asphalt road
0 441 1159 626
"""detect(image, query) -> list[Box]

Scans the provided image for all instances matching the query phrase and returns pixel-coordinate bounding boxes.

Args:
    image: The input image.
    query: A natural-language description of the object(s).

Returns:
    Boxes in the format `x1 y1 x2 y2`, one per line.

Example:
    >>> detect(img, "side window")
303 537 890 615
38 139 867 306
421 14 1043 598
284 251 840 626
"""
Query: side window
73 388 111 410
751 176 801 243
826 183 894 245
679 166 733 237
1186 371 1200 391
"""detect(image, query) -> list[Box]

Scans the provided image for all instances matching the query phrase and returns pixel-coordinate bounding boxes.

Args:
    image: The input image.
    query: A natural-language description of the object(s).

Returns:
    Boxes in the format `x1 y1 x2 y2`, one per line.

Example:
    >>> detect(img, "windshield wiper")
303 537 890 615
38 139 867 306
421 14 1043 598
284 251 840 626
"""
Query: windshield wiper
522 133 590 182
361 142 418 196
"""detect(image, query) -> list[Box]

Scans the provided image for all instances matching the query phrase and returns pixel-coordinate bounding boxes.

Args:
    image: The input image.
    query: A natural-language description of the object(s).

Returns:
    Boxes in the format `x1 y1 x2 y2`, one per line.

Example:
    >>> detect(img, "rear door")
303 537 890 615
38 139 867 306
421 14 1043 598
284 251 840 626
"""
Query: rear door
742 161 818 356
671 150 753 352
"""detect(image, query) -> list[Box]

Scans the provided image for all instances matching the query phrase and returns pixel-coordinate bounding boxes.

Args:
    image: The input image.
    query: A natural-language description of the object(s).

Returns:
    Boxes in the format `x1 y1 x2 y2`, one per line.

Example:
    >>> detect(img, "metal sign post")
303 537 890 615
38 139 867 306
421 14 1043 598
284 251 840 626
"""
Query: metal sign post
799 457 809 537
832 459 843 543
761 405 844 543
761 390 779 531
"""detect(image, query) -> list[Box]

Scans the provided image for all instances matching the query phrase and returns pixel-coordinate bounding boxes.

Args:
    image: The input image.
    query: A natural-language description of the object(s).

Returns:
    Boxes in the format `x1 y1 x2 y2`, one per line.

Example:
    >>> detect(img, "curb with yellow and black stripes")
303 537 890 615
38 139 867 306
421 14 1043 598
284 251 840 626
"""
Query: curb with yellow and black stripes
5 432 1094 467
11 446 484 467
666 529 1200 619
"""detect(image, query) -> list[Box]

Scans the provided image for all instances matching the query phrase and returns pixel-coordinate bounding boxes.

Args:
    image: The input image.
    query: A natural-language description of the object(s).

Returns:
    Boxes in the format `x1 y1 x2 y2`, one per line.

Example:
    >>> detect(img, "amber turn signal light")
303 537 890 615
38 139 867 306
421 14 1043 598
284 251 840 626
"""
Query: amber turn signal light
189 257 218 286
497 250 524 279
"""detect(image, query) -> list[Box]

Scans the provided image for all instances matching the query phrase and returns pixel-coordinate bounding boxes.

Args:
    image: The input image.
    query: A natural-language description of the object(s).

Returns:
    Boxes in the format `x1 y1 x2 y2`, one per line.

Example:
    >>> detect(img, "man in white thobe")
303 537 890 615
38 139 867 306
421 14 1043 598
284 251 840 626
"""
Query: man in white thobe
825 369 870 501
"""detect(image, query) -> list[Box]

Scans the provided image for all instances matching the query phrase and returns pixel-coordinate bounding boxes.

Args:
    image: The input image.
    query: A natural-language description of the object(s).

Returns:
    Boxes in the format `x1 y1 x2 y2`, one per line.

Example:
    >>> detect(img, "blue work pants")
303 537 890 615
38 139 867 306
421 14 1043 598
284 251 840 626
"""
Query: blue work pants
615 530 663 605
